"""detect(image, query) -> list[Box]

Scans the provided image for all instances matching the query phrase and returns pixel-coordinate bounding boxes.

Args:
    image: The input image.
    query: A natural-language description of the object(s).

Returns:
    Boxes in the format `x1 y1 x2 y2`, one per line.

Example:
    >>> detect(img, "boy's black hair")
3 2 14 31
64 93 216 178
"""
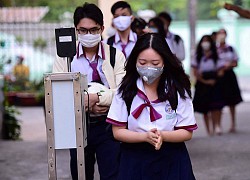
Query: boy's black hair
74 3 103 27
111 1 132 15
131 17 147 31
158 11 172 23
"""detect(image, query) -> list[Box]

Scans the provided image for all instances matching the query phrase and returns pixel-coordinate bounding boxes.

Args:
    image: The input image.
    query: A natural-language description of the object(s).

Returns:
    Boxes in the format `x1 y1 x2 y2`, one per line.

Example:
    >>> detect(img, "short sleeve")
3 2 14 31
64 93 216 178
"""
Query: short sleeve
174 92 198 131
231 46 239 62
106 91 128 126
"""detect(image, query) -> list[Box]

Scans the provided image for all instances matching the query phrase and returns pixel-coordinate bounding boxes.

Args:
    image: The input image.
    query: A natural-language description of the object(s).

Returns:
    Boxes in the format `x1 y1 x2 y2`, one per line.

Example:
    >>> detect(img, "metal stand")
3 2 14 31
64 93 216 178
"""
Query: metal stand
67 57 71 72
44 72 87 180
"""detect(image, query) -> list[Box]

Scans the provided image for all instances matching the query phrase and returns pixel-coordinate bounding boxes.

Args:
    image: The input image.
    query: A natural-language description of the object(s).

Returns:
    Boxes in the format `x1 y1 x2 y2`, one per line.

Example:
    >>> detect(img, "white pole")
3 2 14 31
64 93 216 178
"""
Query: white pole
98 0 120 39
188 0 197 81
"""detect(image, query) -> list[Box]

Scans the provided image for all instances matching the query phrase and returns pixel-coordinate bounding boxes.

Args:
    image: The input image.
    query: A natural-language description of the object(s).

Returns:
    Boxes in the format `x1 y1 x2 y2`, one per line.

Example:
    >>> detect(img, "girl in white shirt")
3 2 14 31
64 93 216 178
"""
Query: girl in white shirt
216 28 242 133
107 33 197 180
192 35 225 136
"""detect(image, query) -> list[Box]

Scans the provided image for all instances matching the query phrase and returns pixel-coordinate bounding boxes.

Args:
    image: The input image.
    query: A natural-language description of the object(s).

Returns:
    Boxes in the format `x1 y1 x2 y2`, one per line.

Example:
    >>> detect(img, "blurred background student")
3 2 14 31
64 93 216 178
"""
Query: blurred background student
216 28 243 133
158 11 185 61
131 17 147 36
192 35 224 135
13 55 30 90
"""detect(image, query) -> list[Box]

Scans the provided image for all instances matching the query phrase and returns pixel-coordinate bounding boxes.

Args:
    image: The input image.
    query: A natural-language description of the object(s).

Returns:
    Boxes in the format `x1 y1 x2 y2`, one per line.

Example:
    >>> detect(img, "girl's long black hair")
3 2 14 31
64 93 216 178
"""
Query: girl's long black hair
119 33 191 109
196 35 218 65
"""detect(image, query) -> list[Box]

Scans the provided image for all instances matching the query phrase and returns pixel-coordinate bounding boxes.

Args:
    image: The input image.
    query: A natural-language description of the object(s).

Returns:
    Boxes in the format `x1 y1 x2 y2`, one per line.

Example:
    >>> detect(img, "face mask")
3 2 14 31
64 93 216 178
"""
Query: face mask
113 16 132 31
149 27 158 33
136 66 164 85
217 34 226 43
78 34 101 48
201 42 211 51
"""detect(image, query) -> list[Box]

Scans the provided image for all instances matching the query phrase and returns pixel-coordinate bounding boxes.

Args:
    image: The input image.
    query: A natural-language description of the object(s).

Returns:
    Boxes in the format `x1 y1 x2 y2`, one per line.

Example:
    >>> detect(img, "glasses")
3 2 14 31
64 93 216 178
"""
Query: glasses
76 27 101 35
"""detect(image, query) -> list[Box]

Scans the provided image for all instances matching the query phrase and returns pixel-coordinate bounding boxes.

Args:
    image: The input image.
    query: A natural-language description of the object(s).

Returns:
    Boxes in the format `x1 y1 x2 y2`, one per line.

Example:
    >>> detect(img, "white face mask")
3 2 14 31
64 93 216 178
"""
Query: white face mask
113 16 132 31
149 27 158 33
201 41 211 51
217 34 226 43
78 34 101 48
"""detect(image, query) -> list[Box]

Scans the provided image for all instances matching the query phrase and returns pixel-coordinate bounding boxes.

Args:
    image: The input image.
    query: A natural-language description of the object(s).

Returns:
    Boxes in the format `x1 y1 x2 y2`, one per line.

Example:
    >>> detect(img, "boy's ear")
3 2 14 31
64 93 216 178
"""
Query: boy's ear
131 15 135 22
100 26 105 33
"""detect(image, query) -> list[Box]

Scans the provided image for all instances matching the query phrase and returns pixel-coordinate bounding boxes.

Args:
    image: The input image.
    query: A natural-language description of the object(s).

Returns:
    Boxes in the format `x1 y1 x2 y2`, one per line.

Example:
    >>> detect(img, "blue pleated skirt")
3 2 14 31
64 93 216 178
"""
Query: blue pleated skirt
117 142 196 180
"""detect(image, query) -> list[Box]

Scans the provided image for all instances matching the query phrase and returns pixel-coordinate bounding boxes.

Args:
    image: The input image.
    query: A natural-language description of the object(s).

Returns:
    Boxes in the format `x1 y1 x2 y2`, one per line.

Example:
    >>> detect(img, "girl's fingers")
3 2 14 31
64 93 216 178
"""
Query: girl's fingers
150 128 157 133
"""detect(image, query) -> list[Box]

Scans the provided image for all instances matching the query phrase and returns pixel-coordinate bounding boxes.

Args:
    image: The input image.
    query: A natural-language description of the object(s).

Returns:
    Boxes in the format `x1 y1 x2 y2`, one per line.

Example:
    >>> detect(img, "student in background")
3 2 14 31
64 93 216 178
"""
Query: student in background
216 28 243 133
13 55 29 90
131 17 147 36
158 12 185 61
103 1 137 59
107 33 197 180
211 31 217 44
53 3 126 180
192 35 224 135
146 17 166 38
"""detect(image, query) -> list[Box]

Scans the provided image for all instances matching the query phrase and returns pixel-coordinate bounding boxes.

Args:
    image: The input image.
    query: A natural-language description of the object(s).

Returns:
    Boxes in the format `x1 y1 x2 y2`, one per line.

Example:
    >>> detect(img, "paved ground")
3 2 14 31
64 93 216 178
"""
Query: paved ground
0 76 250 180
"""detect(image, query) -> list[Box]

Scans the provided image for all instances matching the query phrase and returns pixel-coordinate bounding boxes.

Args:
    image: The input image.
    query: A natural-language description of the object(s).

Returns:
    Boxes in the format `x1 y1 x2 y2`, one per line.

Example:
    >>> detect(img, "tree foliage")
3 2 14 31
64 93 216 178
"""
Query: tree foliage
1 0 97 21
1 0 250 21
128 0 250 20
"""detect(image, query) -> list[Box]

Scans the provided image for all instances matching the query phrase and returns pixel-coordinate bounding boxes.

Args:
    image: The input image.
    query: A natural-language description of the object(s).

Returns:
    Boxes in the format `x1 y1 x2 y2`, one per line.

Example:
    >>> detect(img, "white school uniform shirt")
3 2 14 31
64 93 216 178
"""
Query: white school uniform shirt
191 54 221 73
71 42 109 88
103 30 137 59
166 31 185 61
217 44 238 68
107 78 197 132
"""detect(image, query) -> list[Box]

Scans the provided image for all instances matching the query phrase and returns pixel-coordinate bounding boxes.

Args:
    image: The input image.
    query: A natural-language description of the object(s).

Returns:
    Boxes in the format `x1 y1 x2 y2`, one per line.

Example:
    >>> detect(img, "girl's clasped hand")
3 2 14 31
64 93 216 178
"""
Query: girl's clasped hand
147 128 163 150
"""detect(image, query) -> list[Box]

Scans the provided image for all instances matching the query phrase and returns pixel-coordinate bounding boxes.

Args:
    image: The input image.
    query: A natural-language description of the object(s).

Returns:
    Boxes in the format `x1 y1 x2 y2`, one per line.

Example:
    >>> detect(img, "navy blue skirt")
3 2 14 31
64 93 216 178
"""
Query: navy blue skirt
193 73 225 113
219 69 243 106
118 142 196 180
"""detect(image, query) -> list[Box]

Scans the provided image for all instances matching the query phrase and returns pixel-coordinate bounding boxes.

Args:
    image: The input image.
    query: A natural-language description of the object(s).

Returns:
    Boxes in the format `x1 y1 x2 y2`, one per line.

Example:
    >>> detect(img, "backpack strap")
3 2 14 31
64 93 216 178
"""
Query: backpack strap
107 35 115 46
174 35 181 44
228 46 234 52
109 45 116 68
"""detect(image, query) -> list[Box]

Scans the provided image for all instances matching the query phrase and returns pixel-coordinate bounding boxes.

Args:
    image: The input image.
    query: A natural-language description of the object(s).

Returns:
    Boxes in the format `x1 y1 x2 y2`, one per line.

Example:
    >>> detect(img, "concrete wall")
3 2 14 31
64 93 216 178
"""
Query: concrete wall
98 0 120 39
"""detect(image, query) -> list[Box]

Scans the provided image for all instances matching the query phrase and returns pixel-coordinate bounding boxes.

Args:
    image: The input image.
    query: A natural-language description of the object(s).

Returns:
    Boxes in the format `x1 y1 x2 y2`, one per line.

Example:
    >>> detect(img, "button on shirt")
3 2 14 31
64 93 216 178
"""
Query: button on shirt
71 42 109 88
107 78 197 132
103 30 137 59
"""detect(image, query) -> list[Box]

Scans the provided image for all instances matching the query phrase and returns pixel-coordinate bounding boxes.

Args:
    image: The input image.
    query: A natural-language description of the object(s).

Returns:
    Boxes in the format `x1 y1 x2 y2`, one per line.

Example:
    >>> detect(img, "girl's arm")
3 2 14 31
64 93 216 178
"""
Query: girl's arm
112 125 159 146
193 68 216 85
153 129 193 150
224 3 250 19
160 129 193 143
